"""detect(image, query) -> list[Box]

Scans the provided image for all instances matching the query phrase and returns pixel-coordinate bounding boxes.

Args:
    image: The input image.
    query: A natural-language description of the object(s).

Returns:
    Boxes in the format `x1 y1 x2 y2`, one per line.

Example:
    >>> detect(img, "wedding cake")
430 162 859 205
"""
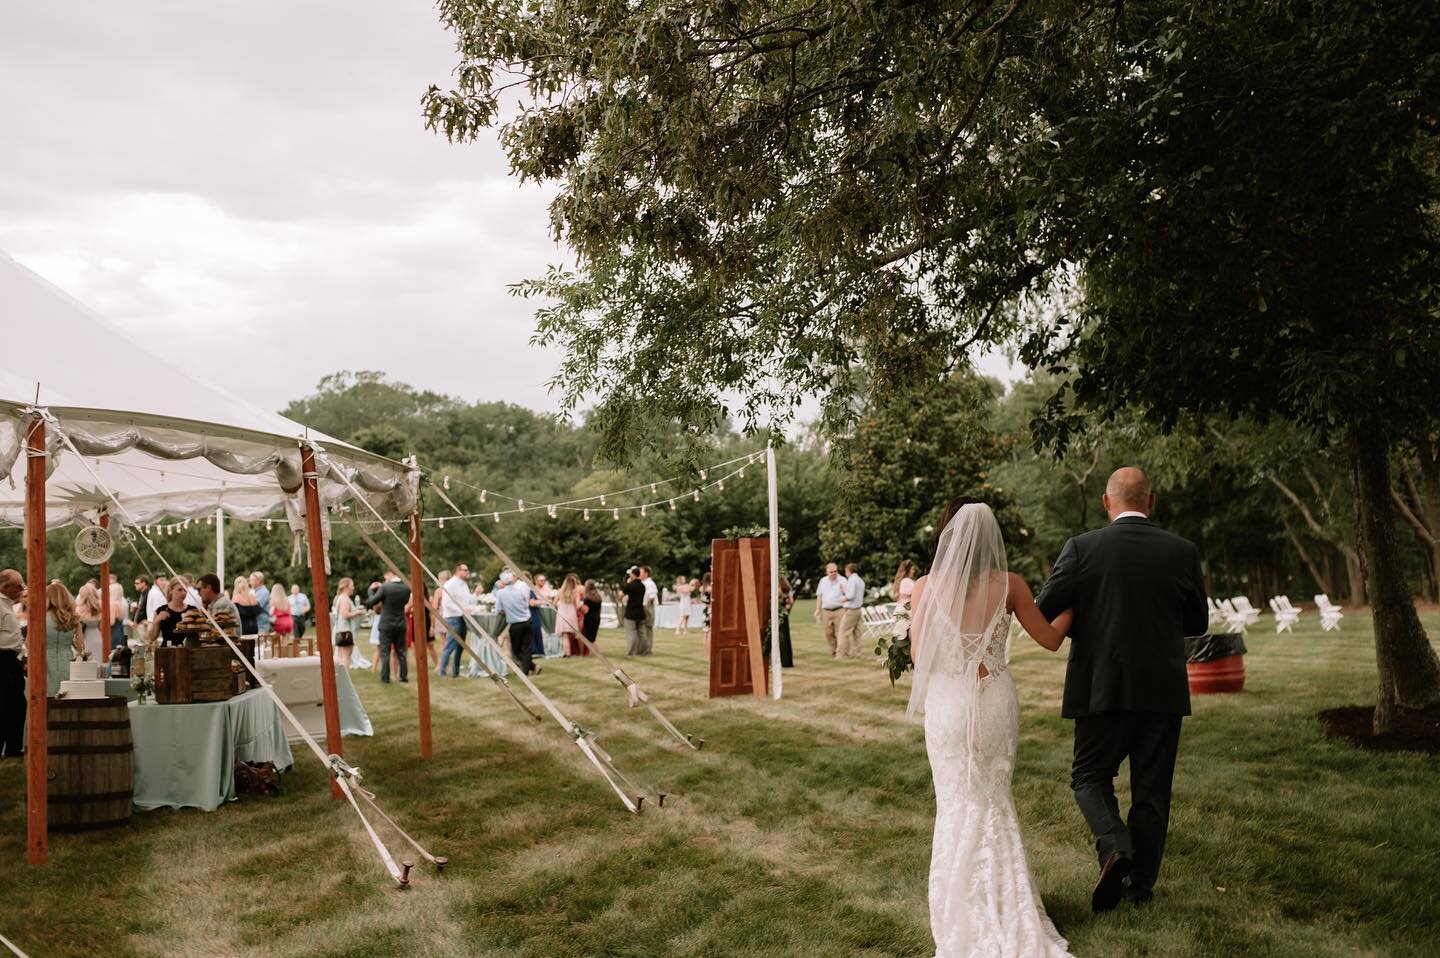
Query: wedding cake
58 659 107 699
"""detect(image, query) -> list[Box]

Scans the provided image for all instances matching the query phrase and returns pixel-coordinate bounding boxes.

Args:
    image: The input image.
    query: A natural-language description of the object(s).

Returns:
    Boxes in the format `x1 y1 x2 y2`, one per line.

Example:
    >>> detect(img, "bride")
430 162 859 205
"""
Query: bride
910 498 1074 958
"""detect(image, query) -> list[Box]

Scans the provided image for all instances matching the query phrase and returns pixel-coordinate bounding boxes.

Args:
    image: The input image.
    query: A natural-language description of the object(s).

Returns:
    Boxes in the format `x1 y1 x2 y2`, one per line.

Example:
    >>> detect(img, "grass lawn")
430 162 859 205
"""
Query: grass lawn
2 612 1438 957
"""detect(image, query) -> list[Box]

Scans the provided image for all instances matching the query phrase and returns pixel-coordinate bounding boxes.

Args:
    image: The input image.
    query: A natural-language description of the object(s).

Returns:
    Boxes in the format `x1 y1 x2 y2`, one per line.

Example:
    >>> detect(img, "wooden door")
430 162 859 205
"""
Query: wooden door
709 537 771 699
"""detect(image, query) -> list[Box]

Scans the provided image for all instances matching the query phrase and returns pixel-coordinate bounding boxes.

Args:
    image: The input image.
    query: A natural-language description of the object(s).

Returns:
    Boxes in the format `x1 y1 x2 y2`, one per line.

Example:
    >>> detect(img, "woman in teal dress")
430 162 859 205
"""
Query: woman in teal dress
45 580 82 696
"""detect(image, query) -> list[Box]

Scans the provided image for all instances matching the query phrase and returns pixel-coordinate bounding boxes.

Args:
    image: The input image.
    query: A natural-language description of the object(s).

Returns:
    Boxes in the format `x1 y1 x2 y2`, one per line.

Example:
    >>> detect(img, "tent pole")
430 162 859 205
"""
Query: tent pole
99 511 111 660
215 507 225 585
300 444 343 800
767 443 781 700
408 507 433 759
24 415 48 864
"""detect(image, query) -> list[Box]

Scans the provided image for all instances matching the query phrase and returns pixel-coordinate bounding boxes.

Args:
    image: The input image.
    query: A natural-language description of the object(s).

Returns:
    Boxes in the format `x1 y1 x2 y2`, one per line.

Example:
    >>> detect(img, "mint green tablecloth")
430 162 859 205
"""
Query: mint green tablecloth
128 688 294 812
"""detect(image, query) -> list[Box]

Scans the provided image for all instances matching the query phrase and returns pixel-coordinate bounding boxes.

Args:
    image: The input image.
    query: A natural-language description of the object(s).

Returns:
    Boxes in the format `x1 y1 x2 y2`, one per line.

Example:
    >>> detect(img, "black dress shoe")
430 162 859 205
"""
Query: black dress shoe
1122 877 1154 906
1092 852 1134 913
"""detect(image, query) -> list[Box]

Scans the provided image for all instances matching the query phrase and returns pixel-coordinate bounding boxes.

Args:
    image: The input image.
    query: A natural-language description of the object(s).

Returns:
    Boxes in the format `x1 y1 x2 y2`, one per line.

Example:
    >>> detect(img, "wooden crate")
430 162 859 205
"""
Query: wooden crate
154 641 254 704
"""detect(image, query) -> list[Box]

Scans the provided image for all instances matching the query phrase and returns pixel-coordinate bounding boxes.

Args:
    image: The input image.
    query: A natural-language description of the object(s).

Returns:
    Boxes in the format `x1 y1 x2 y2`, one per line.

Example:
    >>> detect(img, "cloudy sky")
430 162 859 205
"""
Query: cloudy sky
2 3 1013 422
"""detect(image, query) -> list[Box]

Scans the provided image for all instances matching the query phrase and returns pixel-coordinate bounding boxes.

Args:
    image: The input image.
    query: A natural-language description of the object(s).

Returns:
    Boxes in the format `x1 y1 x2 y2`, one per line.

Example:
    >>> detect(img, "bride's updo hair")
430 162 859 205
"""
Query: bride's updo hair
932 495 987 559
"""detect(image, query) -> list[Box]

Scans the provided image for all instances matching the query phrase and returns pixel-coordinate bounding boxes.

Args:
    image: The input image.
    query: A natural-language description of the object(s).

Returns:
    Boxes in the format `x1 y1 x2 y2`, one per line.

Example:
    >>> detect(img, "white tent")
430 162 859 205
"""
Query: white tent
0 252 416 531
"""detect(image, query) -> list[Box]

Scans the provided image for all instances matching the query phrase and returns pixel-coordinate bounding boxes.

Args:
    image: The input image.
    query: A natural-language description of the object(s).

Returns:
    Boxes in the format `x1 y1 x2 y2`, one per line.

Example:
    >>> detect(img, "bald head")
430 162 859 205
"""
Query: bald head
1103 467 1154 520
0 569 22 600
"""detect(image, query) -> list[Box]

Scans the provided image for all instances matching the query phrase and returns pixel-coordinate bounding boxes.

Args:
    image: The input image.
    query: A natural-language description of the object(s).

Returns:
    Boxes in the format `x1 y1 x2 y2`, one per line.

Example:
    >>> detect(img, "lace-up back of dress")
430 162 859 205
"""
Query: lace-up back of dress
934 612 1011 680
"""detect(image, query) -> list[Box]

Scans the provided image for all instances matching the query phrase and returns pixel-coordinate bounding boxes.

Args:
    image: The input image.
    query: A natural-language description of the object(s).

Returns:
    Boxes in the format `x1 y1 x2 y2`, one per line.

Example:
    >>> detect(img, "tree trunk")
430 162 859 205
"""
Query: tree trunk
1285 523 1333 596
1344 551 1366 606
1349 427 1440 734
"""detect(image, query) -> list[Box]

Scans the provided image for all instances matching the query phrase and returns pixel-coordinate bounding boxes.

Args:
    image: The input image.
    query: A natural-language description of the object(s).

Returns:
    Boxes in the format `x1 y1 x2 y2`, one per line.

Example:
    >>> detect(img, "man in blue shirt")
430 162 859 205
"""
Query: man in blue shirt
495 571 541 675
250 571 272 635
841 564 865 658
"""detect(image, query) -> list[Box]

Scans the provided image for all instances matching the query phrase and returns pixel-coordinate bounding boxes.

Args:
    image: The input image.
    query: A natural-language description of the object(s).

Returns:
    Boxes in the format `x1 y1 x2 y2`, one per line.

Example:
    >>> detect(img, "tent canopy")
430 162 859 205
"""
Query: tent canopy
0 252 416 530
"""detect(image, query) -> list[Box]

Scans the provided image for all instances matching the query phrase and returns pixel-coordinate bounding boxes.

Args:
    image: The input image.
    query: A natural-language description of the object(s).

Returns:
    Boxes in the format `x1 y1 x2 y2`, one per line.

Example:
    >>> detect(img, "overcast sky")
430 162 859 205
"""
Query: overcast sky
2 3 1013 422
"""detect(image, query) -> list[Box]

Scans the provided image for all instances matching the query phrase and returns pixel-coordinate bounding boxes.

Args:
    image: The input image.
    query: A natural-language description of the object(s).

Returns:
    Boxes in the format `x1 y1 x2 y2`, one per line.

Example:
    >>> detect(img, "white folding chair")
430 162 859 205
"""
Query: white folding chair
1218 599 1250 633
1268 596 1300 633
1230 596 1263 627
1314 594 1344 632
1207 597 1228 632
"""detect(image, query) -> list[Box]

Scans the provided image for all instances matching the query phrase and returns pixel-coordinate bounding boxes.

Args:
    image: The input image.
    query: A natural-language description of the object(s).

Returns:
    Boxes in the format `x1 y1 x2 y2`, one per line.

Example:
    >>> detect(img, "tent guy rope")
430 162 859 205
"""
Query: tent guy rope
316 446 657 814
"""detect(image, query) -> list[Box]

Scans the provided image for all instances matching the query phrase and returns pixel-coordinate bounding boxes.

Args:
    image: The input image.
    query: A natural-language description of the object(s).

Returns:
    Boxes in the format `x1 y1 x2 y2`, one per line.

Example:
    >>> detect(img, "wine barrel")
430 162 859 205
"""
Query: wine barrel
46 695 134 832
1187 653 1246 695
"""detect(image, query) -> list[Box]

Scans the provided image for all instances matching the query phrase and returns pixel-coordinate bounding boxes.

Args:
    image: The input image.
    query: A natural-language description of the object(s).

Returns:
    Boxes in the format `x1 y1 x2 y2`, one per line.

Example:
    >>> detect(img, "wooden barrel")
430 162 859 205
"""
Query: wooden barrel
46 696 134 832
1187 653 1246 695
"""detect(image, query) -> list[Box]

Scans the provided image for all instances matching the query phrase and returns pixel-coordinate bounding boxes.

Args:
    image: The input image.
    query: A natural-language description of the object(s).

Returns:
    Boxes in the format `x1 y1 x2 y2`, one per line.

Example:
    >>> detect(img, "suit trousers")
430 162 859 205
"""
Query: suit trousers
1071 711 1183 894
378 626 408 683
821 608 843 655
839 608 862 657
640 603 655 654
509 621 536 674
624 618 645 656
0 650 23 757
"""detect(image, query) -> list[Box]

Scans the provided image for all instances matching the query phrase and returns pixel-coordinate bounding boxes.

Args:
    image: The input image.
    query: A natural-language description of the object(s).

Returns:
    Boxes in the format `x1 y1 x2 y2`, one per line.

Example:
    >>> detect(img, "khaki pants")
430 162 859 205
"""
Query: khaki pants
821 608 844 656
840 608 862 657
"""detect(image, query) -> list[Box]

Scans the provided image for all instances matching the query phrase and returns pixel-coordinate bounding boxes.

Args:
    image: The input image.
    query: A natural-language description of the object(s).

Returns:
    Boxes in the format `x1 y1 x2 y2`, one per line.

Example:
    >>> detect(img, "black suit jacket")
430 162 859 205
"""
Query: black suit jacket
366 581 411 632
1036 516 1208 719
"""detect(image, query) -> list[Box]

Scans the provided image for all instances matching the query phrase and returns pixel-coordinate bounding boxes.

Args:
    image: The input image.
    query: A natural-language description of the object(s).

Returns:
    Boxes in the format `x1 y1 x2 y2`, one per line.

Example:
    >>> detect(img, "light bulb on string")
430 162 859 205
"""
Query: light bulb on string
641 505 647 517
700 469 707 480
438 517 445 529
480 490 487 503
650 483 657 494
718 479 725 491
583 509 590 521
493 512 500 523
518 499 525 512
693 489 700 501
266 519 273 531
443 475 450 490
669 499 677 511
600 495 606 506
739 467 746 478
613 508 620 521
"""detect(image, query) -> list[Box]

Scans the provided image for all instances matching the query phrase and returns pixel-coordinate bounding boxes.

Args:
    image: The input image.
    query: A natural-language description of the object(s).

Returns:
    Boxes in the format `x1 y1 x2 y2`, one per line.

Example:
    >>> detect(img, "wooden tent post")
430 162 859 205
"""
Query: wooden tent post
99 511 111 659
25 415 48 864
408 508 433 759
300 444 343 800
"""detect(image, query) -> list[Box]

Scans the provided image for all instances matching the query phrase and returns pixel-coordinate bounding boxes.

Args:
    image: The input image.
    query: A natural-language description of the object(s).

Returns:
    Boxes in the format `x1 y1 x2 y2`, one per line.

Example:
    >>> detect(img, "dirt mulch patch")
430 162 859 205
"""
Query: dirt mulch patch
1319 702 1440 755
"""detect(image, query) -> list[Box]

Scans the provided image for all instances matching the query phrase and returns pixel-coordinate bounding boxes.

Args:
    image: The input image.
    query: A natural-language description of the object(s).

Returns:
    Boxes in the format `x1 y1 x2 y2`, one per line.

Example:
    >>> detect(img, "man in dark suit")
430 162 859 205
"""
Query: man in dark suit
1036 467 1208 912
367 571 411 684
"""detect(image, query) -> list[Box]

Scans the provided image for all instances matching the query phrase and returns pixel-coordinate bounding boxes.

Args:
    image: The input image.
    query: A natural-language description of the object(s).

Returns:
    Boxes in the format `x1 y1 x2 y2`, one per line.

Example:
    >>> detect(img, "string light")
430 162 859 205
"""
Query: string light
493 512 500 523
693 489 700 501
518 499 525 512
443 475 450 490
600 495 606 506
583 509 590 521
700 469 707 480
718 480 725 491
613 508 620 521
669 499 677 511
438 517 445 529
480 489 487 503
640 505 647 517
266 519 273 531
650 483 657 494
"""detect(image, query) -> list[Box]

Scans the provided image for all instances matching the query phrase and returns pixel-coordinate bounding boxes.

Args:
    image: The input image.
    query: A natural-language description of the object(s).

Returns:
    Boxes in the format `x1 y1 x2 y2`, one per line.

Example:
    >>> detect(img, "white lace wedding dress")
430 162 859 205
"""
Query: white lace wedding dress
924 612 1073 957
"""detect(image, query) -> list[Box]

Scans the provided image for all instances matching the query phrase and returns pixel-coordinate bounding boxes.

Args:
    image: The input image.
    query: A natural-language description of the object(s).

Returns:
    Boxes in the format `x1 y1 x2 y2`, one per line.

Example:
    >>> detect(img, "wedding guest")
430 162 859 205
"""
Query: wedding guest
528 572 548 657
814 563 847 658
841 563 865 658
108 575 128 650
495 570 540 675
892 559 918 607
440 565 475 678
367 571 411 683
639 565 658 655
674 575 694 635
132 575 152 626
289 584 311 639
147 579 191 647
579 580 603 656
555 573 584 656
775 577 795 668
197 574 239 623
250 571 272 634
623 567 647 656
426 571 447 669
233 577 260 635
45 580 82 696
0 570 24 758
366 580 383 673
333 578 361 668
74 581 105 663
270 584 293 638
145 575 169 621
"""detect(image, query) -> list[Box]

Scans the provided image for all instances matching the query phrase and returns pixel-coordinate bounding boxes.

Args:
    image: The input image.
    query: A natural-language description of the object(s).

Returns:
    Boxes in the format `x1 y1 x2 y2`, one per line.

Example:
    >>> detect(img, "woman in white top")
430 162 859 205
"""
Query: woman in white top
674 576 694 635
333 578 361 668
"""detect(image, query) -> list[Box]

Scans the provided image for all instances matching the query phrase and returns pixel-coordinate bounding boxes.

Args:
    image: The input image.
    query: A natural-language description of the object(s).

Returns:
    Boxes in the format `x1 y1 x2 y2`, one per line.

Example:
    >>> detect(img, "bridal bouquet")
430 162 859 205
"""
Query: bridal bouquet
874 603 914 685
